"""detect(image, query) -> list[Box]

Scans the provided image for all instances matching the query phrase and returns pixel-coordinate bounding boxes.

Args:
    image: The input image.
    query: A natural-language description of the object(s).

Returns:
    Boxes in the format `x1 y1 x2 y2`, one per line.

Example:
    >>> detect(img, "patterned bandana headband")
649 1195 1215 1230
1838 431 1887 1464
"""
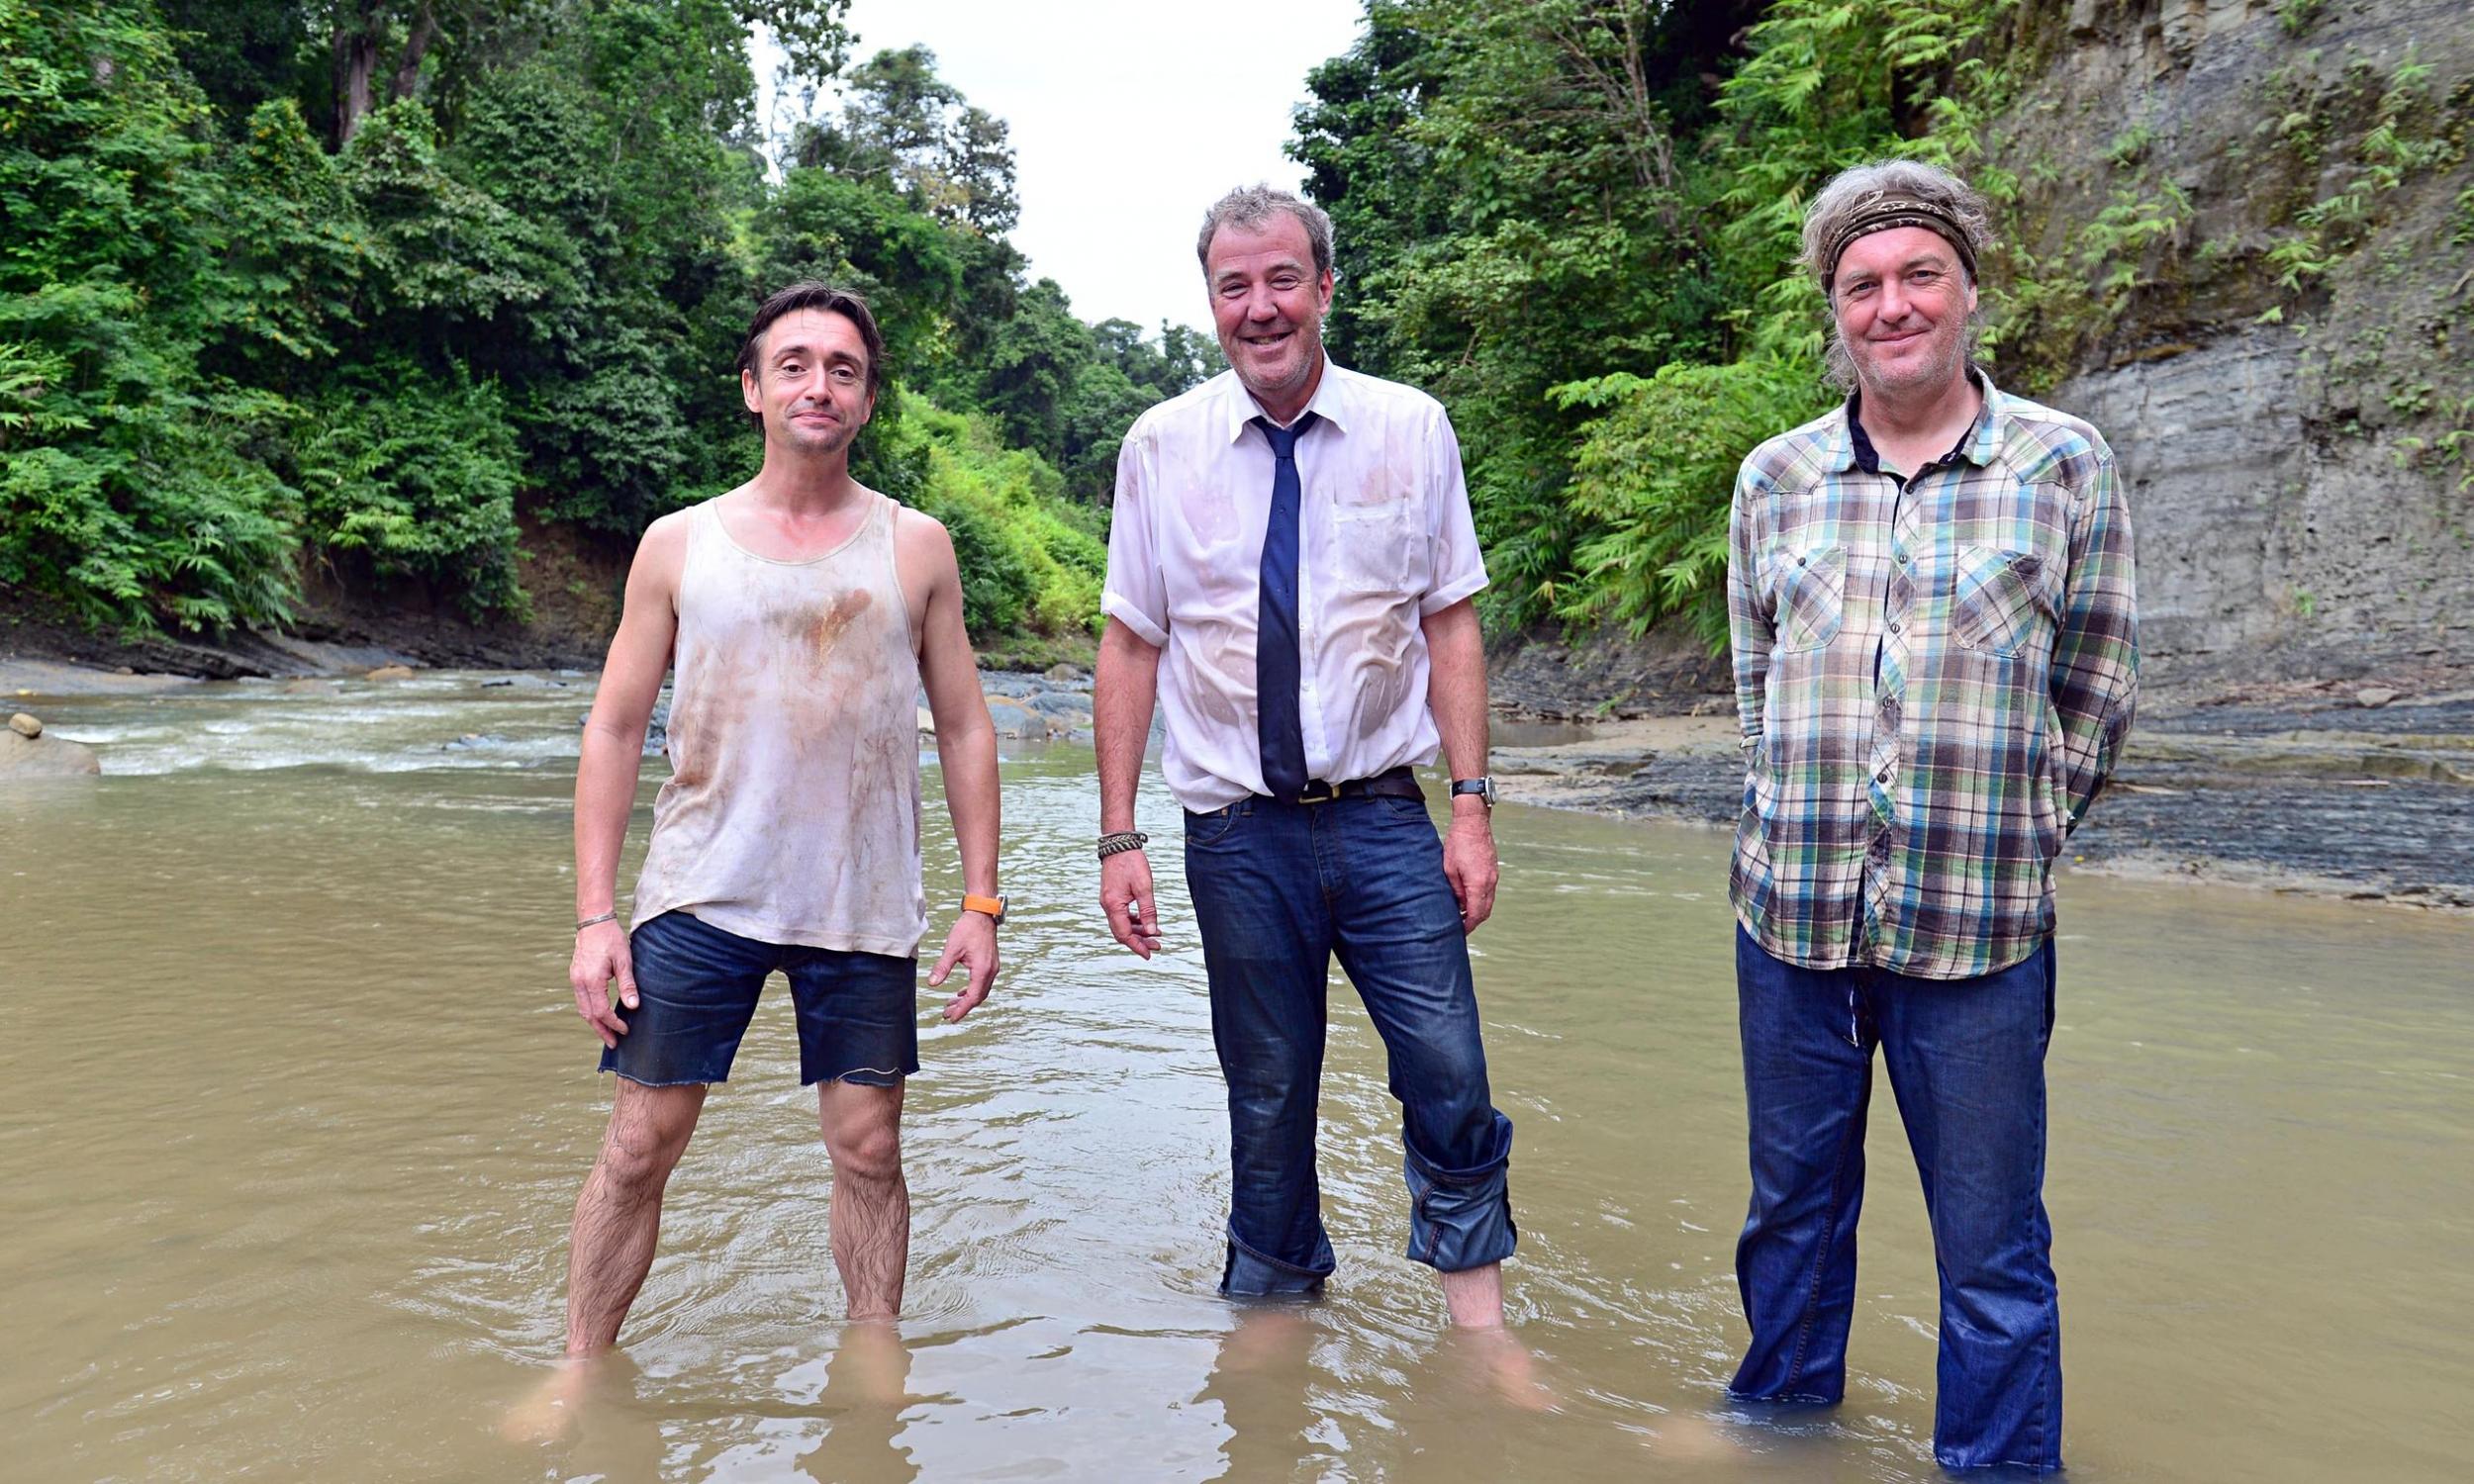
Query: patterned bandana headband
1822 198 1978 292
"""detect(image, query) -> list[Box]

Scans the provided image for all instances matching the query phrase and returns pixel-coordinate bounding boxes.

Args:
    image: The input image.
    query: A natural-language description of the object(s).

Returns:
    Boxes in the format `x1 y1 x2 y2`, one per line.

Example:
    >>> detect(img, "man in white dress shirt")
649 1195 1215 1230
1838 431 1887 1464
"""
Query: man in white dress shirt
1093 186 1516 1329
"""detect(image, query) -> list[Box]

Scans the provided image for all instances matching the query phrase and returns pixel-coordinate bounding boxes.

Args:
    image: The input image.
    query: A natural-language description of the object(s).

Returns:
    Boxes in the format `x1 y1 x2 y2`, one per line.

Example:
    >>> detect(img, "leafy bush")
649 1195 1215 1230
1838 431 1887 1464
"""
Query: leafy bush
897 404 1106 639
1552 357 1834 647
292 361 527 616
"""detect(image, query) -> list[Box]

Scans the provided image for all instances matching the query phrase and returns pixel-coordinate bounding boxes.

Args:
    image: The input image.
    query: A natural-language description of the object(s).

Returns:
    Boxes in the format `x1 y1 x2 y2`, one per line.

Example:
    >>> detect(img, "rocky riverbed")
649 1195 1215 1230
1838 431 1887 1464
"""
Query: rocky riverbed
11 625 2467 908
1487 669 2474 912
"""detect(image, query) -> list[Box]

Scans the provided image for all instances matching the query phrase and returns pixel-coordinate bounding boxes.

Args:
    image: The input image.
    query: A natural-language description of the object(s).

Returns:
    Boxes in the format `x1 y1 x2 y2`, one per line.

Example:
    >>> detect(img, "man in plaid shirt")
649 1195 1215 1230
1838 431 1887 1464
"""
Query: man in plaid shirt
1722 160 2138 1473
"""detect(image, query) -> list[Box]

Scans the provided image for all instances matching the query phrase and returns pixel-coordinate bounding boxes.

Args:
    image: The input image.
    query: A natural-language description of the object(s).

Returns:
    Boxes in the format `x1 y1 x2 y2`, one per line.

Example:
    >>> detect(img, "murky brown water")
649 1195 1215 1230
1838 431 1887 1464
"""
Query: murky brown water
3 673 2470 1482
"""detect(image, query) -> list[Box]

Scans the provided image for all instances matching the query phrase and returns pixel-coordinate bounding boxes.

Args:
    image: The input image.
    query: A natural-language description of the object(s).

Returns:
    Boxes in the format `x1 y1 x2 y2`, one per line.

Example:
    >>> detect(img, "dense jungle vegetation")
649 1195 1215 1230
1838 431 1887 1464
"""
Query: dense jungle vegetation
1291 0 2059 644
19 2 2451 654
2 0 1207 641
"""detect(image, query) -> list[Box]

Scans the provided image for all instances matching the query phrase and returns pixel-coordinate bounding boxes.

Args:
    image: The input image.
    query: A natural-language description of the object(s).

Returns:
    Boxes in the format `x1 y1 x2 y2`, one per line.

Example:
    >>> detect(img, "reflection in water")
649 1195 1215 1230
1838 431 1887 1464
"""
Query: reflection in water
3 675 2472 1482
801 1326 917 1484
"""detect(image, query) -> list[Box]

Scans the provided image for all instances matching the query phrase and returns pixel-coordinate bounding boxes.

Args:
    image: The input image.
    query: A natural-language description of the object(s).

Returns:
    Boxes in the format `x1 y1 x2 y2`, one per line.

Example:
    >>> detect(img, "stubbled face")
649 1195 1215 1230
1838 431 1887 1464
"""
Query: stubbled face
1204 214 1334 410
741 308 875 456
1830 226 1978 401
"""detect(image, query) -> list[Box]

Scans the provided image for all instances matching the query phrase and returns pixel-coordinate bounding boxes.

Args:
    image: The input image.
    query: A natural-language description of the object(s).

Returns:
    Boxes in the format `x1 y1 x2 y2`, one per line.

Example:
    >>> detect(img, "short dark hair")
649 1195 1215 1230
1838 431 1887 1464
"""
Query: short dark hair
736 282 886 428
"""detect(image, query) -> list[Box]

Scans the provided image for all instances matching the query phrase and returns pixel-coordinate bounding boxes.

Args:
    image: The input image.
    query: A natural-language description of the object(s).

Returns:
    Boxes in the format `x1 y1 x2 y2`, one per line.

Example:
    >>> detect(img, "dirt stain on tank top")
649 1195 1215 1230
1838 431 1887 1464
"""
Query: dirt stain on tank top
811 588 875 663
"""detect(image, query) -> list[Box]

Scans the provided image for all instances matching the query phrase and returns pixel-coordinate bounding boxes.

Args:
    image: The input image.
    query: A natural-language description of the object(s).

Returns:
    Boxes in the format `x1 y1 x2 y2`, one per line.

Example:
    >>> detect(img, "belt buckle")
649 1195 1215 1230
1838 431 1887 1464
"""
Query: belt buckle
1295 779 1338 804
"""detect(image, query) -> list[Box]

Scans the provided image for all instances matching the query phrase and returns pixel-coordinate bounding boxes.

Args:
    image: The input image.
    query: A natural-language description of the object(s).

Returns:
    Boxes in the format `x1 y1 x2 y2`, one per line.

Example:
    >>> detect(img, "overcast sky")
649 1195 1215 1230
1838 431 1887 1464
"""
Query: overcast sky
755 0 1366 338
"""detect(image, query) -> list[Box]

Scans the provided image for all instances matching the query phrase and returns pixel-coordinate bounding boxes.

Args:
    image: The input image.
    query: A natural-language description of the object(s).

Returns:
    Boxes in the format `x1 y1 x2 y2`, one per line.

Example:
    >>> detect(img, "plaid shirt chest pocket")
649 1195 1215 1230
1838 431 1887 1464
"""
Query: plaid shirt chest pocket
1944 487 2070 658
1766 542 1848 654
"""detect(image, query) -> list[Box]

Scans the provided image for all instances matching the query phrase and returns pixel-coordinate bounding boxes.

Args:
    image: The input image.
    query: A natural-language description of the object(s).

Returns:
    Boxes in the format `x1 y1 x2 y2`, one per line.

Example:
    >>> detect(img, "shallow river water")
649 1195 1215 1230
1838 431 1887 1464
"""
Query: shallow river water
3 673 2470 1483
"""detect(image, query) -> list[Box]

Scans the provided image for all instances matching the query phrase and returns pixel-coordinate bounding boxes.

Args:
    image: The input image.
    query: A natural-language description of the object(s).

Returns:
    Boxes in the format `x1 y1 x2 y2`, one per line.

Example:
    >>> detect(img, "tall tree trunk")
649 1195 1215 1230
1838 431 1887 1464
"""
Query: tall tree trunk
333 1 383 146
390 3 438 103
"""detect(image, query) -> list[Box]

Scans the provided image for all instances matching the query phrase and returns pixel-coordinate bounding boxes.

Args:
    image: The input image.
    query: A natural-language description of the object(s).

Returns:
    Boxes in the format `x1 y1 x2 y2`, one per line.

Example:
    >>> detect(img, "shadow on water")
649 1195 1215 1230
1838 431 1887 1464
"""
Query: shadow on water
3 676 2471 1481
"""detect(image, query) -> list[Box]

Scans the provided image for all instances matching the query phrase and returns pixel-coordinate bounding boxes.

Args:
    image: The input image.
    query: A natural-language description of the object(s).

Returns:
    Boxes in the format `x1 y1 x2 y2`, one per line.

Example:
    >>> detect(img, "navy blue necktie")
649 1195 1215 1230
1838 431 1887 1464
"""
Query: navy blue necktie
1252 412 1317 798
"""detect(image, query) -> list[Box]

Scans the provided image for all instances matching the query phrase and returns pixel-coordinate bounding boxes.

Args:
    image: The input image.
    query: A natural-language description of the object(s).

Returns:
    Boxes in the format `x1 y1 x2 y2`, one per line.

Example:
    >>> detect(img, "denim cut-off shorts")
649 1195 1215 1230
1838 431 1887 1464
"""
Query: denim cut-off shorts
599 910 920 1088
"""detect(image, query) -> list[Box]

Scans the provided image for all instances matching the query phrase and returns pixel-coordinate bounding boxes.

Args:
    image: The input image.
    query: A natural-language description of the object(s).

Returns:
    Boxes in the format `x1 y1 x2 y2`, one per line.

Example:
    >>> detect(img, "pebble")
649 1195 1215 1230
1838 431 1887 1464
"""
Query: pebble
364 664 417 681
8 711 40 738
2355 687 2398 708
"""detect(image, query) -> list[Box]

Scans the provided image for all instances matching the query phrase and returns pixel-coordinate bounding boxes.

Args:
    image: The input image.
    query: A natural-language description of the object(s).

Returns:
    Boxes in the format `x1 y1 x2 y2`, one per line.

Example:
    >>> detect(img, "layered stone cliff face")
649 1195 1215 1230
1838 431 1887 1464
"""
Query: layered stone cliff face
1991 0 2472 686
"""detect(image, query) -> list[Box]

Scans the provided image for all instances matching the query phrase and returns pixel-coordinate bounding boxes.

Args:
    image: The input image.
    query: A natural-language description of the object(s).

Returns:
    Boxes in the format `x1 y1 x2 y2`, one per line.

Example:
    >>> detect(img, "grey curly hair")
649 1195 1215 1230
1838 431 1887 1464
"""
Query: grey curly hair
1195 185 1336 281
1800 159 1994 391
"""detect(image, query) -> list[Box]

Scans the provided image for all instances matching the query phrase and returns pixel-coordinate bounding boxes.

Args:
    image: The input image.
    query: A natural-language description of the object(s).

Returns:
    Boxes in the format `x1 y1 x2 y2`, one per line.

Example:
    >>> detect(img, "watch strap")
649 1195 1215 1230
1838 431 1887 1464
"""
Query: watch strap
962 892 1006 923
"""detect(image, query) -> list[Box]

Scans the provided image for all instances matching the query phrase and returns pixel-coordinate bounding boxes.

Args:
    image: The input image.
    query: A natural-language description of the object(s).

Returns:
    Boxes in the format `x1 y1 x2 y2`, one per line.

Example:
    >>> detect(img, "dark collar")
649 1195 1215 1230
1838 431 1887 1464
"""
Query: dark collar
1846 370 1993 479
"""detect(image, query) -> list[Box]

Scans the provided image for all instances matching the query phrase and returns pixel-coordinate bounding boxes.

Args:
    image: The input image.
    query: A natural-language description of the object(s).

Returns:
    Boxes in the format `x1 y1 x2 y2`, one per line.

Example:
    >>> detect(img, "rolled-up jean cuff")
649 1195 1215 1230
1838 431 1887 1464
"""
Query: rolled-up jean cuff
1402 1111 1517 1272
1220 1225 1334 1297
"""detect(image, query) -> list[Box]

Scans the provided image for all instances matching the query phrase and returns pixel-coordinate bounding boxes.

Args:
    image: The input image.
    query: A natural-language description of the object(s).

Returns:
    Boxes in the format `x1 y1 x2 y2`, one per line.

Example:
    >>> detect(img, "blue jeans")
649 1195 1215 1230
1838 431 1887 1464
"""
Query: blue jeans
1183 792 1516 1295
1730 925 2062 1472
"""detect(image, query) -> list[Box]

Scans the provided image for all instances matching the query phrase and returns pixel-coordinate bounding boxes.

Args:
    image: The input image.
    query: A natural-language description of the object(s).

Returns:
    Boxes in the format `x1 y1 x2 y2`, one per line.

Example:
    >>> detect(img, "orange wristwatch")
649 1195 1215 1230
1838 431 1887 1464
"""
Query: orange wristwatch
962 893 1007 924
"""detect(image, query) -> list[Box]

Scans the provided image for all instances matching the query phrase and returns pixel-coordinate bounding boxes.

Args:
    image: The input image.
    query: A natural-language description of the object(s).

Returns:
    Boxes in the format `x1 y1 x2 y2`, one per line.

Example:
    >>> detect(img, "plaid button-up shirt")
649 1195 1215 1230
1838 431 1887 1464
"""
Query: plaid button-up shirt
1726 373 2140 979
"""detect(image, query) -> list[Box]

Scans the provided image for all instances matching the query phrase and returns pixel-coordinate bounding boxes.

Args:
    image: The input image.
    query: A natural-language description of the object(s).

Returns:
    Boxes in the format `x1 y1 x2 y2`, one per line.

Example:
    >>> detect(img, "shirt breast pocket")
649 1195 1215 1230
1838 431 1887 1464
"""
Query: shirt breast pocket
1769 543 1847 654
1951 545 2054 657
1332 502 1420 596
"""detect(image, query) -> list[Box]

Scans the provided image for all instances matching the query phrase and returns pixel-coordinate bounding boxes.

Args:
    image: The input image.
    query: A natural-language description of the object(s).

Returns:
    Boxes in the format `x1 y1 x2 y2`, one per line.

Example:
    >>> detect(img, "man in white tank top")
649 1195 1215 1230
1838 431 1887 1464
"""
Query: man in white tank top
529 285 1005 1408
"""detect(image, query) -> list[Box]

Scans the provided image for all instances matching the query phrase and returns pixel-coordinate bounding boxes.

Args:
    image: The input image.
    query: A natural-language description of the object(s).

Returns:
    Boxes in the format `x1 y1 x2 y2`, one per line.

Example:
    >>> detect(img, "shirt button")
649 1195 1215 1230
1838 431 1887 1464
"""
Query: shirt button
1876 767 1893 784
1887 619 1902 635
1895 550 1912 566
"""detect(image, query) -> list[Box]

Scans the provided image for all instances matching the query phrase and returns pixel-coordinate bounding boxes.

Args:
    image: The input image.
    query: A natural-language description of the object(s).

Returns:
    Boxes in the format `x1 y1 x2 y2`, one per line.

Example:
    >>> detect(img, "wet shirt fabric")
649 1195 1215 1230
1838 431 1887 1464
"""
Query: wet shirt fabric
1102 364 1488 813
1726 374 2140 980
630 494 927 958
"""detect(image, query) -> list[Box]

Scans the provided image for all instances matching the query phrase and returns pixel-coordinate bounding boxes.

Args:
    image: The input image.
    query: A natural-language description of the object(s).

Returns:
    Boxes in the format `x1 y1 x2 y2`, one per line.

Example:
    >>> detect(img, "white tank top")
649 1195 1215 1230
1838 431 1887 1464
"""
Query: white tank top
630 494 926 957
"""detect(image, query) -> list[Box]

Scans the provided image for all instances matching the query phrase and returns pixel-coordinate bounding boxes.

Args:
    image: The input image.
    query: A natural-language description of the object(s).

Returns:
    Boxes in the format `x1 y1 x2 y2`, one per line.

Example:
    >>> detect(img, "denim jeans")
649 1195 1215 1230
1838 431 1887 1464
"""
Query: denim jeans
600 910 919 1088
1730 924 2062 1472
1183 792 1516 1295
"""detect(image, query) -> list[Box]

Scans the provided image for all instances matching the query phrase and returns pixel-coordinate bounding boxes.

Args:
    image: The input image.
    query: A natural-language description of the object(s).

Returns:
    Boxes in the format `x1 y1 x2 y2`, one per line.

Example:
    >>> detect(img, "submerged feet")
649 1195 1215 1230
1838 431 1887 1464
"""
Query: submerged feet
500 1355 601 1444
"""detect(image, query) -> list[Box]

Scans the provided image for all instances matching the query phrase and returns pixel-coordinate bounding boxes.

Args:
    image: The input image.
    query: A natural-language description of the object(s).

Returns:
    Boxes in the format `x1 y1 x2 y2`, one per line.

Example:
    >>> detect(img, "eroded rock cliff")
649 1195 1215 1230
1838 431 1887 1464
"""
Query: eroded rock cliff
1992 0 2472 686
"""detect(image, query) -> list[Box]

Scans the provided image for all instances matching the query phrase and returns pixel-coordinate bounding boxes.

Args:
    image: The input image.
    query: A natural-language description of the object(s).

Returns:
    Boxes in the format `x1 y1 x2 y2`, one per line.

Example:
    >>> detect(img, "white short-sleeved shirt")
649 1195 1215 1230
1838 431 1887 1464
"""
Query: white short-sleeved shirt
1102 362 1489 812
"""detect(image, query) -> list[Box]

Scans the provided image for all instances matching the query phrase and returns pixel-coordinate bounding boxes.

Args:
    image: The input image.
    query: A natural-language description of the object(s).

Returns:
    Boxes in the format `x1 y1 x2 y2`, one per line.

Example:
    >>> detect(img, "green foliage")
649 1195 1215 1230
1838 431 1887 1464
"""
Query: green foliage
1293 0 2029 641
2 0 1191 645
0 0 301 630
1553 358 1833 645
2249 47 2464 313
293 360 526 615
896 404 1107 638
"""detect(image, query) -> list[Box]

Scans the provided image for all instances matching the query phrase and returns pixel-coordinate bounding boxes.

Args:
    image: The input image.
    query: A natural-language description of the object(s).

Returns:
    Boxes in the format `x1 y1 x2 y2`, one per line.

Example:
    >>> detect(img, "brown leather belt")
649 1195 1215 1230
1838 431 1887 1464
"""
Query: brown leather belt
1288 765 1423 805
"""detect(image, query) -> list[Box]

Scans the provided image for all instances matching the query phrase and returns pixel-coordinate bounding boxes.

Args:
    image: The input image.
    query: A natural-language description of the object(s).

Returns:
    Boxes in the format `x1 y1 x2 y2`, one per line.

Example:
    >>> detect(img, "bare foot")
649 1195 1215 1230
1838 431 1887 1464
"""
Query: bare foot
1216 1307 1314 1375
1444 1326 1562 1413
822 1322 912 1411
500 1356 595 1444
1643 1408 1743 1462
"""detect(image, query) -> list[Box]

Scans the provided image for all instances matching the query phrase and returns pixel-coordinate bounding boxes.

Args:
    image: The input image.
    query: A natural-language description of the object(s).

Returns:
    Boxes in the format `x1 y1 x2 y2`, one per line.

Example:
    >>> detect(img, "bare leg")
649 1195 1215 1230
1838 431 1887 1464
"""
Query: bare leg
1437 1260 1504 1329
818 1078 908 1320
566 1079 708 1354
1435 1263 1557 1410
506 1082 706 1442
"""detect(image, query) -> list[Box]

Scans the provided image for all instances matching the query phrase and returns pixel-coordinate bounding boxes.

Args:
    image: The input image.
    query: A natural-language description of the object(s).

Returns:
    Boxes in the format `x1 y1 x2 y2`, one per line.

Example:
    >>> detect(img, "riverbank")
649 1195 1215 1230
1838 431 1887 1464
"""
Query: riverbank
11 603 2468 910
1487 649 2474 912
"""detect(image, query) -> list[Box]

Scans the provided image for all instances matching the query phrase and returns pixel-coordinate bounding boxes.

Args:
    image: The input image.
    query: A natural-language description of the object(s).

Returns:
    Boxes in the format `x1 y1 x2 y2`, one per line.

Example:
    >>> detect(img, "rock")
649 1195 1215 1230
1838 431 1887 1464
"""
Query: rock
0 729 100 777
917 705 936 735
2355 687 2399 709
1044 662 1089 684
1020 691 1094 718
8 712 39 738
984 696 1048 739
364 664 417 681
